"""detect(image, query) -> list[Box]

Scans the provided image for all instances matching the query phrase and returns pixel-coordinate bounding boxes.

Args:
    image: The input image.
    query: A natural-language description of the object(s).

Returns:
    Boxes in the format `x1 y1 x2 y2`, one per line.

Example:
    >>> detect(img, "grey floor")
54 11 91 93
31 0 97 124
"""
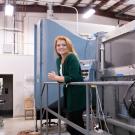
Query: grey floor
0 117 111 135
0 117 70 135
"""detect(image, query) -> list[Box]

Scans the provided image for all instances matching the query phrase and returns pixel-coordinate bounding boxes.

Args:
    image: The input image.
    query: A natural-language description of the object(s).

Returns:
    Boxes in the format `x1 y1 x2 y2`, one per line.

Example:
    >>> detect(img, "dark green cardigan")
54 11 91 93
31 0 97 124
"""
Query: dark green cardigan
56 53 86 112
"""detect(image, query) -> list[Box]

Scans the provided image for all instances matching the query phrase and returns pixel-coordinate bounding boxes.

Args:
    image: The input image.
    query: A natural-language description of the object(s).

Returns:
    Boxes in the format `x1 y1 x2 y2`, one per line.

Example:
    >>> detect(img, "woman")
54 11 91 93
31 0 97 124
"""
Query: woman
48 36 86 135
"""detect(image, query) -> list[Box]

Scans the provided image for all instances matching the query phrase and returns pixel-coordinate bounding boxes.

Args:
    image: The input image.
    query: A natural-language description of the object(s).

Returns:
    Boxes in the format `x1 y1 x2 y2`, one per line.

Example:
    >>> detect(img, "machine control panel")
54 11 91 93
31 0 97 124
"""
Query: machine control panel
80 59 96 81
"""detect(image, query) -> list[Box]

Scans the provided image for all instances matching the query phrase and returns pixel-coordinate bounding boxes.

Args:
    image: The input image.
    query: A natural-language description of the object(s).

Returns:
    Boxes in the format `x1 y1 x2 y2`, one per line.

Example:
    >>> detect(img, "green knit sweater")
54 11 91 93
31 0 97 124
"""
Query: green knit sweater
56 53 86 112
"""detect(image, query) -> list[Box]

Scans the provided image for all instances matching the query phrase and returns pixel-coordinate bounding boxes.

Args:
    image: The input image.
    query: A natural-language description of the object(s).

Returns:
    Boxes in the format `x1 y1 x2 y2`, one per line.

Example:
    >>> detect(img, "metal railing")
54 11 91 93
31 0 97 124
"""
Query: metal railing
39 81 135 135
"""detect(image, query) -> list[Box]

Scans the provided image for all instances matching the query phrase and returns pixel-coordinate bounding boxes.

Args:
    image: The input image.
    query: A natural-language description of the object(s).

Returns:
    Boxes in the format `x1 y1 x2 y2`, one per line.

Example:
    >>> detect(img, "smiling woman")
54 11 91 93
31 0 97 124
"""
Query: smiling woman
48 35 86 135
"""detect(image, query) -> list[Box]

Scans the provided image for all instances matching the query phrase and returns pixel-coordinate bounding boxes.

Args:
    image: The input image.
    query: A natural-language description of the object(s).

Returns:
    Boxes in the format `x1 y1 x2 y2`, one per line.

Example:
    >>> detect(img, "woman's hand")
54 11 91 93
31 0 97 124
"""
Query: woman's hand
48 71 64 82
48 71 57 81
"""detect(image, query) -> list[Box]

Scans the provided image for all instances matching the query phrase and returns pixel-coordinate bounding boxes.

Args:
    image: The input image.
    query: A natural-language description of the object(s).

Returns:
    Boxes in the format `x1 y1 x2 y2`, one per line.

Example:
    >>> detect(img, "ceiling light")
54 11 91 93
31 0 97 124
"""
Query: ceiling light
5 4 14 16
83 9 95 19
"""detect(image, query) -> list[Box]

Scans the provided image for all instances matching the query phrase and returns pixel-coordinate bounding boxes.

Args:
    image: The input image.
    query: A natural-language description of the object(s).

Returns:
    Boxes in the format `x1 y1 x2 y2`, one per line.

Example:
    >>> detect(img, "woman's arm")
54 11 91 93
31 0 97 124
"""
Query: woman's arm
48 71 64 82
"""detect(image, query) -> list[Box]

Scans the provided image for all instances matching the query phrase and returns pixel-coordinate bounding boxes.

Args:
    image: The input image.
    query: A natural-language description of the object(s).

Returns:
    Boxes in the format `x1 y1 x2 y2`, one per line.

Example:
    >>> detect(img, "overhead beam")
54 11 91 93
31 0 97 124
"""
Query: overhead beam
116 4 135 16
94 8 134 21
73 0 82 7
61 0 68 5
86 0 97 8
95 0 110 9
17 4 47 12
106 0 128 12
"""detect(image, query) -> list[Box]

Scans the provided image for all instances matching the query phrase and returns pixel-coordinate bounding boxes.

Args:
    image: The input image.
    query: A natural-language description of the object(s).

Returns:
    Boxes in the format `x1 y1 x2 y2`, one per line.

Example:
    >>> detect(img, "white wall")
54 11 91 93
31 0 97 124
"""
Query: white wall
0 55 33 117
55 20 116 36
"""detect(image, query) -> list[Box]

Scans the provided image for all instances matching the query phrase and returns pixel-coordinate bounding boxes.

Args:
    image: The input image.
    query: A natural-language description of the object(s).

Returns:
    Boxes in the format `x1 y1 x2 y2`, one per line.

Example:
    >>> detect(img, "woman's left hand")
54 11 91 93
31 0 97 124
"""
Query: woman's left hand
48 71 57 81
48 71 64 82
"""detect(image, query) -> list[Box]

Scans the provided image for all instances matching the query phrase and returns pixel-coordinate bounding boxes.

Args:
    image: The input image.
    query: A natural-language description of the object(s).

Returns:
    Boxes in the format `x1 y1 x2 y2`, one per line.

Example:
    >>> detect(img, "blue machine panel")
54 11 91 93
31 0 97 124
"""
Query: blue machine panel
34 19 97 108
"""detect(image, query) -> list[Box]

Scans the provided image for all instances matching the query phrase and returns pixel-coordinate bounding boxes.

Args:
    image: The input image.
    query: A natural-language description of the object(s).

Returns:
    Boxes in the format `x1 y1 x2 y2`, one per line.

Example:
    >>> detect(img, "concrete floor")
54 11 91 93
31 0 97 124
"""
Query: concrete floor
0 117 112 135
0 117 70 135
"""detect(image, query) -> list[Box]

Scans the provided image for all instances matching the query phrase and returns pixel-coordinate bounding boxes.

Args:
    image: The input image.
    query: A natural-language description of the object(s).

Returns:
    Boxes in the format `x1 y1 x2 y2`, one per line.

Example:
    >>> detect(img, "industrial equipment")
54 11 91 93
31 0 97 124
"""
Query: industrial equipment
80 59 96 81
101 20 135 135
34 18 135 135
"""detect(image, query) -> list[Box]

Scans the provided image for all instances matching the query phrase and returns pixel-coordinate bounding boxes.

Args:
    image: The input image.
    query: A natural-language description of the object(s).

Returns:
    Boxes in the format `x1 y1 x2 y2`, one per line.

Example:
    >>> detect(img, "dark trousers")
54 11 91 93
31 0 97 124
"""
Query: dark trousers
66 110 84 135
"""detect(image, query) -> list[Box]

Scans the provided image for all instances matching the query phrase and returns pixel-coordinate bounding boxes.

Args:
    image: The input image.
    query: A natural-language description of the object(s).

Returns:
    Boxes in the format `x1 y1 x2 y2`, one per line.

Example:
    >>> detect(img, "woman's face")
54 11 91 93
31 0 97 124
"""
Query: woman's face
56 40 69 56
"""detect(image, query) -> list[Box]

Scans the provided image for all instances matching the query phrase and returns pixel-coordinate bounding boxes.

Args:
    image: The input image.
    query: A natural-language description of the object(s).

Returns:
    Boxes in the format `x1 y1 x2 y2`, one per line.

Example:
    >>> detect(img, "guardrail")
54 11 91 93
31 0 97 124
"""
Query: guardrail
39 81 134 135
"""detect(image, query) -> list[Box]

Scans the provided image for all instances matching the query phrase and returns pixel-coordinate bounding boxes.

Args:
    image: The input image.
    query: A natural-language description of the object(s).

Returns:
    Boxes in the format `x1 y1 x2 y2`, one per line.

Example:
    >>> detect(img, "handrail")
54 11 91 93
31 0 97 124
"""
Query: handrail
43 81 135 85
40 80 135 135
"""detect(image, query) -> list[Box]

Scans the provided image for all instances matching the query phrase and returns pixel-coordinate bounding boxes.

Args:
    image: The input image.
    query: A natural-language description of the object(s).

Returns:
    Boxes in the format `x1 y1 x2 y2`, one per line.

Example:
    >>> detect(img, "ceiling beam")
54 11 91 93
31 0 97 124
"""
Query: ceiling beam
17 4 47 12
116 4 135 16
95 0 110 9
95 8 134 21
0 4 134 21
106 0 128 12
73 0 82 7
61 0 68 5
86 0 97 8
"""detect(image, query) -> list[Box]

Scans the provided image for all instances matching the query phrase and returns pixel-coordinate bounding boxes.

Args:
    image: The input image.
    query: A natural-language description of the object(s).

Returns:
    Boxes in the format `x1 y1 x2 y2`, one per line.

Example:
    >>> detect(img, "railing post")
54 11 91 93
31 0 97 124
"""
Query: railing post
58 83 61 135
90 86 94 131
40 83 46 134
86 84 90 135
46 84 49 135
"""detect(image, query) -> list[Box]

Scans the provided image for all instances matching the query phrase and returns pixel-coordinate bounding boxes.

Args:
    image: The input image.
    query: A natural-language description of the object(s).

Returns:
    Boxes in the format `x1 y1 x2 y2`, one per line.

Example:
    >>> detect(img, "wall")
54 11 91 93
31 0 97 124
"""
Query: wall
55 13 128 26
0 55 33 117
55 20 116 35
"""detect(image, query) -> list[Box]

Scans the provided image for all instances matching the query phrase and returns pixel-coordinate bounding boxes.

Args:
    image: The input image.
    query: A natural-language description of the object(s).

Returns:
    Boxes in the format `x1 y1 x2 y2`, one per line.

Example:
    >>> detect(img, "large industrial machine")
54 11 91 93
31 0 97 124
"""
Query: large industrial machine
100 20 135 135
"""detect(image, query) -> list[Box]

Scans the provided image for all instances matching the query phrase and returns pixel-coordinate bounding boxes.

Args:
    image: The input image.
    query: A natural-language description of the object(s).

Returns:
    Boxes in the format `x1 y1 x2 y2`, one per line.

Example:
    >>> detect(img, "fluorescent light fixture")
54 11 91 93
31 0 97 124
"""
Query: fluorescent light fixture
83 9 95 19
5 4 14 16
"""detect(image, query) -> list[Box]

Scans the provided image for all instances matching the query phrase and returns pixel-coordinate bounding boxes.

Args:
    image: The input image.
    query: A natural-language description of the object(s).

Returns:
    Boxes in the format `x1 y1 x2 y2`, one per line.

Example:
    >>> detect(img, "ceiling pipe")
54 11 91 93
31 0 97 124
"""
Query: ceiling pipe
46 2 53 19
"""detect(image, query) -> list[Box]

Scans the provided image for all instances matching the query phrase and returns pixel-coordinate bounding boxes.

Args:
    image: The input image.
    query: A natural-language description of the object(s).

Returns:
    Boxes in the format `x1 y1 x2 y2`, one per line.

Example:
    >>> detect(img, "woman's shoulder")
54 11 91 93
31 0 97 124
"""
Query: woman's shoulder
67 53 78 59
66 53 80 64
